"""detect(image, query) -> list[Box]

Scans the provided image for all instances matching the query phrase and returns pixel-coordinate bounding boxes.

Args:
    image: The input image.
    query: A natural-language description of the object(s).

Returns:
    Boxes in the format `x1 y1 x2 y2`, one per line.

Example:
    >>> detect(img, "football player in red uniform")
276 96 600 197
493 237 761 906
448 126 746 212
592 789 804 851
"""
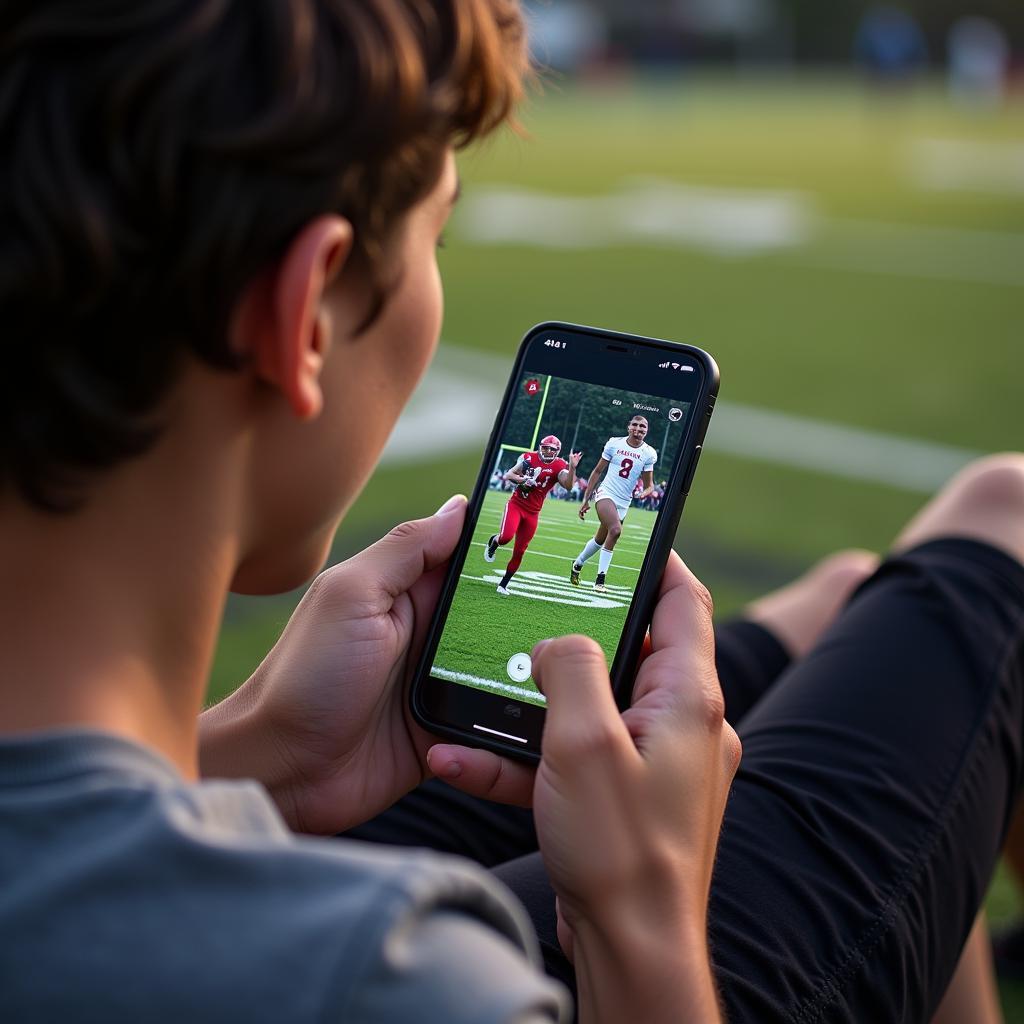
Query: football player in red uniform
485 435 581 595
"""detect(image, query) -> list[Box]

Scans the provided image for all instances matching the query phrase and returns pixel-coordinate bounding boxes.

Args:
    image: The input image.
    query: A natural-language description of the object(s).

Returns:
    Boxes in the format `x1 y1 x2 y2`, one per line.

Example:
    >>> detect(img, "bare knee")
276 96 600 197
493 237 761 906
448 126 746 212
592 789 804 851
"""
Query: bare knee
895 453 1024 564
952 454 1024 511
607 522 622 544
746 548 880 659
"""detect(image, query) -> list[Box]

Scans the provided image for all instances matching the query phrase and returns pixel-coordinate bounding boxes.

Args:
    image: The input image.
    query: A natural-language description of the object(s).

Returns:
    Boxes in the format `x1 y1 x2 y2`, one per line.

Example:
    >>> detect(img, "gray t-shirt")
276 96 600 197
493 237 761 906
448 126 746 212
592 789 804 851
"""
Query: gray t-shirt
0 730 570 1023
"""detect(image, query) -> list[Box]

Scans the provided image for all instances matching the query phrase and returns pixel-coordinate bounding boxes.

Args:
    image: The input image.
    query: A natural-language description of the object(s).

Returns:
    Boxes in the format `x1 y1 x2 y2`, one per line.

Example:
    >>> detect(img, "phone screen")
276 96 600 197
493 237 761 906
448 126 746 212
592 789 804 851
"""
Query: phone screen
429 343 699 710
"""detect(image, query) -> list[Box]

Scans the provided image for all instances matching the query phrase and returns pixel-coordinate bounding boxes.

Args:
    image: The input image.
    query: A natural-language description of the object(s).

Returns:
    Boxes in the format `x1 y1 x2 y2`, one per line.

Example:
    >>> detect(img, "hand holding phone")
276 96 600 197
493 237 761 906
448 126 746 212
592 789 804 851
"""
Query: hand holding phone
536 553 738 1018
201 496 469 834
429 551 739 1018
411 322 718 762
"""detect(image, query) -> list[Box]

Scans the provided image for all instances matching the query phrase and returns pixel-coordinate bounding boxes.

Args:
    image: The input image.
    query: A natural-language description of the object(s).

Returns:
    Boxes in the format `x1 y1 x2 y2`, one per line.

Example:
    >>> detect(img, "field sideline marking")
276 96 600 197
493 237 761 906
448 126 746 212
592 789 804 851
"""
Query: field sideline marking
461 571 633 607
472 543 641 572
454 182 1024 287
480 530 651 553
385 345 987 494
431 666 545 704
907 138 1024 197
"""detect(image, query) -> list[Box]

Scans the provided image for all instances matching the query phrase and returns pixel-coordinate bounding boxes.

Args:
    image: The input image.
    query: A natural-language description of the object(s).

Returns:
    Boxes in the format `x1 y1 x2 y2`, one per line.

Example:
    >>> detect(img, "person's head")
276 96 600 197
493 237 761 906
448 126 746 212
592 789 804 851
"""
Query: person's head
627 416 649 442
538 435 561 463
1 0 527 590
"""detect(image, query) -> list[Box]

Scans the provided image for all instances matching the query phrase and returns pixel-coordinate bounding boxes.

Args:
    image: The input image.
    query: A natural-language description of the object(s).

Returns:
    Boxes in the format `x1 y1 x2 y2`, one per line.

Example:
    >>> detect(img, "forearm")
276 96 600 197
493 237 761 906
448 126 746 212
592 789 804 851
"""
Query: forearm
582 469 602 503
573 910 722 1024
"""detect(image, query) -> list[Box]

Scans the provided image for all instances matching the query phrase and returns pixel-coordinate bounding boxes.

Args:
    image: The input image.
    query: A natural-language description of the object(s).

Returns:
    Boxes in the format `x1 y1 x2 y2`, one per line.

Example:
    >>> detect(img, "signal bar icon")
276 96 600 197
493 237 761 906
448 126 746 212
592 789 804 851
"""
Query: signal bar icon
658 361 671 368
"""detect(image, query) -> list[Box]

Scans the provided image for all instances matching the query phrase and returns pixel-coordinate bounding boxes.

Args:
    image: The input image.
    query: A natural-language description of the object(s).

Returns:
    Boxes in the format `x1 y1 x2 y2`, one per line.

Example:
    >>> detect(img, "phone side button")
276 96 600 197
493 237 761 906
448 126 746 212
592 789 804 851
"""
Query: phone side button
681 445 702 493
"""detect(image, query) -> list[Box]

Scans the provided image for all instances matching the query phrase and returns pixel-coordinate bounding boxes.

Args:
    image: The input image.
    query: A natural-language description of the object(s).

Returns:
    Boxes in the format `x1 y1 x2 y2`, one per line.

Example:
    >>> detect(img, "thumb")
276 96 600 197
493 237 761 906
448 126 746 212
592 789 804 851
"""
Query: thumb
426 744 536 807
350 494 467 600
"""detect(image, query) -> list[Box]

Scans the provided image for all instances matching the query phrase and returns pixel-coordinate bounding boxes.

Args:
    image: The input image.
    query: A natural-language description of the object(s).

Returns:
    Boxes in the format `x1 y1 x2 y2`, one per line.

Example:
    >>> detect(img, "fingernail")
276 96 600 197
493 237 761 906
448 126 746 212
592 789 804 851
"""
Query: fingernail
435 494 466 517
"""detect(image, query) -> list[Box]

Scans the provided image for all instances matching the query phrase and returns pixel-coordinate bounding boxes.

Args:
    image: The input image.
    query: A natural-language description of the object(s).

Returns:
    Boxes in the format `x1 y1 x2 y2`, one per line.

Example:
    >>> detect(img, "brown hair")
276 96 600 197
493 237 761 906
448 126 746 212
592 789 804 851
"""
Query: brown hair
0 0 526 509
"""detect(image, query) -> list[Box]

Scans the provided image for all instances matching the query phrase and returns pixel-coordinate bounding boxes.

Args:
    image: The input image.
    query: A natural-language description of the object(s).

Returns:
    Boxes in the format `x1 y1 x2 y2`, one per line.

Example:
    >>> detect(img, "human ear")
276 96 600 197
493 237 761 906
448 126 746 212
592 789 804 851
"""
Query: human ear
234 215 353 420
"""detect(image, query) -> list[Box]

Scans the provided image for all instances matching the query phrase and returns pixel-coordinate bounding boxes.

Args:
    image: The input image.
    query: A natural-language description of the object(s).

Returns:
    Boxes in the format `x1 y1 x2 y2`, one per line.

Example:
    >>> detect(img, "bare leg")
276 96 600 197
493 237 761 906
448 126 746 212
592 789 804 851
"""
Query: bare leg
744 455 1024 662
932 912 1003 1024
887 456 1024 1024
1003 803 1024 890
594 499 621 550
745 549 880 659
893 453 1024 562
991 804 1024 983
747 456 1024 1023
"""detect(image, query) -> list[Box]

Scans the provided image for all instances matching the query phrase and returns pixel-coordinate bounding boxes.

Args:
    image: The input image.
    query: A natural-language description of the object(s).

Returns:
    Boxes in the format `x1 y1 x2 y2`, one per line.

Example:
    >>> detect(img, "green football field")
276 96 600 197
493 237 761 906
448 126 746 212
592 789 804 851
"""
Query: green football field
208 74 1024 1018
212 76 1024 696
431 490 656 704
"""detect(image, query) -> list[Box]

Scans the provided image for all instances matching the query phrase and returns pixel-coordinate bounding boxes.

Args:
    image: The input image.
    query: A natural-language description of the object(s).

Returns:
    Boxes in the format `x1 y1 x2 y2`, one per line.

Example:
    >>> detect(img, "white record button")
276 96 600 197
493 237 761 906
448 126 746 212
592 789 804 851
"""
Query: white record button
506 653 532 683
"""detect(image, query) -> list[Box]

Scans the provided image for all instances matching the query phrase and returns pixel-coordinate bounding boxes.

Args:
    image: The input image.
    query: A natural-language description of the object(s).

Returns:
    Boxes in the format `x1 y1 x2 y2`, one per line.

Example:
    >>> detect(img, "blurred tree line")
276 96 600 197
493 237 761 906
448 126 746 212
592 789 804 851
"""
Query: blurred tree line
500 373 685 480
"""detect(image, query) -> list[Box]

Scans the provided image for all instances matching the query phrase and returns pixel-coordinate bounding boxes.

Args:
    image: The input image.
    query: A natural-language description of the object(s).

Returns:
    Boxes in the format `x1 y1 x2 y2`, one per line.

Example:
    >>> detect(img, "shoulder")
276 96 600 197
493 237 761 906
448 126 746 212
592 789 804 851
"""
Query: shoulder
0 752 567 1022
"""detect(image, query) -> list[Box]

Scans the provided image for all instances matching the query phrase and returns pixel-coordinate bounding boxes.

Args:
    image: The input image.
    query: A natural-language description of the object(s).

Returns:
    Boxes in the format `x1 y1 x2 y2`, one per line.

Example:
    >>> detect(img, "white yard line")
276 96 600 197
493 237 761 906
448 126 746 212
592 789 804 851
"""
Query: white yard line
706 400 986 493
453 180 1024 287
431 666 545 703
383 344 986 495
472 544 641 572
494 530 650 550
460 572 633 607
455 179 814 257
907 138 1024 197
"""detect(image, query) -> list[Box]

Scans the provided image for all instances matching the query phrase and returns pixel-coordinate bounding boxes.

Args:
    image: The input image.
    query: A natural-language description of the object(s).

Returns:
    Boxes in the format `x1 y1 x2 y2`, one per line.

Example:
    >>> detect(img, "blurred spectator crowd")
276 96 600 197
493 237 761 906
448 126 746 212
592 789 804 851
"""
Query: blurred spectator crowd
526 0 1022 104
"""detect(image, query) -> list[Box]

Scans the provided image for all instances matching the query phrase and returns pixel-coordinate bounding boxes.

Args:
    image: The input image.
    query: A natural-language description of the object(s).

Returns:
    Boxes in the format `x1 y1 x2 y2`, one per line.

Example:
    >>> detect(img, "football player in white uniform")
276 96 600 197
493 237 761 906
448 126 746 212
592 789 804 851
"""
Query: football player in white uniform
571 414 657 593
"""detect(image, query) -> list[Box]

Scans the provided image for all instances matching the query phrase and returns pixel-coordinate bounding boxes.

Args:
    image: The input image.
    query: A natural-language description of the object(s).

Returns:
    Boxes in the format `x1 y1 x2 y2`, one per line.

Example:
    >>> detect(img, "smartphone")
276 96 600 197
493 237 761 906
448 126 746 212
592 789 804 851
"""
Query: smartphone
410 322 719 762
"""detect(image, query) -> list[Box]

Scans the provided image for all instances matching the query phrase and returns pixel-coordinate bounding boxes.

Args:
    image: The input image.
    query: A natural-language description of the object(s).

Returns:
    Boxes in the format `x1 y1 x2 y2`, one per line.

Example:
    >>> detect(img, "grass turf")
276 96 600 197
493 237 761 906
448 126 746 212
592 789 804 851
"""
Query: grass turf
208 75 1024 1018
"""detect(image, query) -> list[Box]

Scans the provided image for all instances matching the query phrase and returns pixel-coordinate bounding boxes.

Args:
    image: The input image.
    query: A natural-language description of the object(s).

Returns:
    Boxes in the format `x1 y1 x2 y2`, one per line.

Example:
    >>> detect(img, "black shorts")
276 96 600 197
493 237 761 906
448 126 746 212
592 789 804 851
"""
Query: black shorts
347 538 1024 1022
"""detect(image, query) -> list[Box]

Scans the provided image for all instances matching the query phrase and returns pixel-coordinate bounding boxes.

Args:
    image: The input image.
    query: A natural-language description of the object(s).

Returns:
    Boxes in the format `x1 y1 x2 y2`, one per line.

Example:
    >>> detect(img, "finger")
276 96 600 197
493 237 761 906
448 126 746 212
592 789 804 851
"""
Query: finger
405 562 448 672
426 744 535 807
648 550 715 655
532 635 635 769
350 495 467 601
630 551 719 713
555 898 575 965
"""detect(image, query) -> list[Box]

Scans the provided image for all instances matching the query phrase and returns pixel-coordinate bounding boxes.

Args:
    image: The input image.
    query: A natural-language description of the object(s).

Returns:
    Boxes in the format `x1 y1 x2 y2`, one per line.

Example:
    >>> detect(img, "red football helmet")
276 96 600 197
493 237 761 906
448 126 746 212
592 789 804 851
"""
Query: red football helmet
538 435 561 462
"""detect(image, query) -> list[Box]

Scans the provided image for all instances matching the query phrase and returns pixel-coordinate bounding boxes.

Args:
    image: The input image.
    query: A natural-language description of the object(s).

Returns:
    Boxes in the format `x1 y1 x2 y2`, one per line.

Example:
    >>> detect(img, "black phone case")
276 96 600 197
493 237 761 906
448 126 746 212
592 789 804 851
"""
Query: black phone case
409 321 720 762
